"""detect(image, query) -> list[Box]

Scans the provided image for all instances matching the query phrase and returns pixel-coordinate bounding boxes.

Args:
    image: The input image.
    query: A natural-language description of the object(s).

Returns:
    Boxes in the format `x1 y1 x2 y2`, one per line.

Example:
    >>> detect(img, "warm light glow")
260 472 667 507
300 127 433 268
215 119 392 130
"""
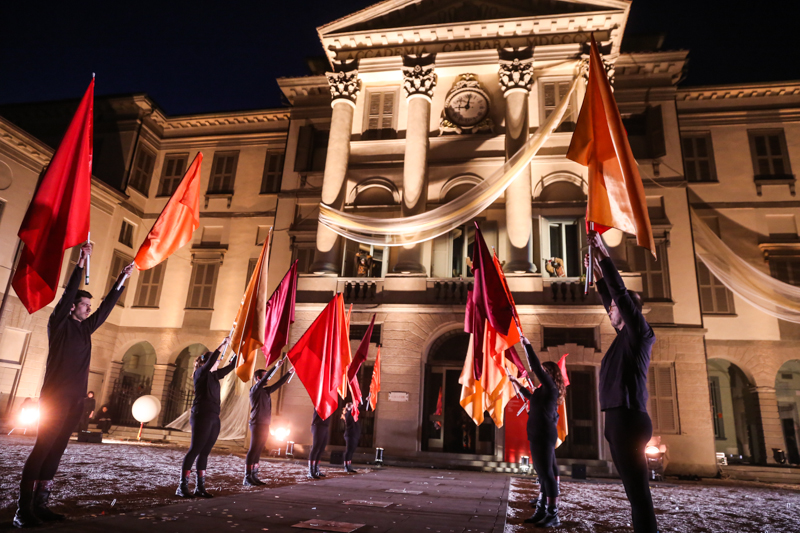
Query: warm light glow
645 445 661 456
270 426 291 441
132 395 161 423
19 407 39 426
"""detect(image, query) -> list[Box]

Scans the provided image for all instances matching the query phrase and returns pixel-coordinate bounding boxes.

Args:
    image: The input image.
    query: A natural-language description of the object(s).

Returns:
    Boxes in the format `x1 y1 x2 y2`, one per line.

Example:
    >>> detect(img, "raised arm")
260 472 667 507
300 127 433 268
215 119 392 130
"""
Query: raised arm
51 243 92 325
85 262 134 333
521 337 556 391
264 371 292 394
200 349 222 374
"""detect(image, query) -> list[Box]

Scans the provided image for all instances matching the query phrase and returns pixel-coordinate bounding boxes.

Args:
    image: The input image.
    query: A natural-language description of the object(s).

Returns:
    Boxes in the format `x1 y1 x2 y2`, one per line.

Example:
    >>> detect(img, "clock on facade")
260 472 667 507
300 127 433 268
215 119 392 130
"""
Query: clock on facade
440 74 494 134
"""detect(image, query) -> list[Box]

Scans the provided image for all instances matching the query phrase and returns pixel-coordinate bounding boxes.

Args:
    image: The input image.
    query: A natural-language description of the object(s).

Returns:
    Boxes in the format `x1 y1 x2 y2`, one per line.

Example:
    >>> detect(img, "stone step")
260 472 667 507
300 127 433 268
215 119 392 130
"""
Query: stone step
721 464 800 484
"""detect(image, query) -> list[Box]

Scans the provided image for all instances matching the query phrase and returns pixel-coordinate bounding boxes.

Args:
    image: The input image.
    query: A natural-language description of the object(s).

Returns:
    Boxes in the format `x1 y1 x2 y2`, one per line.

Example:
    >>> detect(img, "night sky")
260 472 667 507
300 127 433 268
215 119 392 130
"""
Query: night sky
1 1 799 116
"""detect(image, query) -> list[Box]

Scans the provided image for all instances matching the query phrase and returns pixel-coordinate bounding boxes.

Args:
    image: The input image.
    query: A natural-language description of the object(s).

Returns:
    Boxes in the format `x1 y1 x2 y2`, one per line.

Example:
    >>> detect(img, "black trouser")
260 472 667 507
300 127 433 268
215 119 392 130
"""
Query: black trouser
344 427 360 462
528 428 559 499
309 424 329 462
96 418 112 433
21 397 83 483
604 407 658 533
182 412 220 472
78 410 92 431
246 424 270 465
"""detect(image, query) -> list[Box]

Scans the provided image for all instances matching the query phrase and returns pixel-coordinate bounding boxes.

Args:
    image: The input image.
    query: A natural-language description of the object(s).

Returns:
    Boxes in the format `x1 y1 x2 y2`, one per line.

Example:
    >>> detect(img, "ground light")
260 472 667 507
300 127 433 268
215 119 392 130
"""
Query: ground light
375 447 385 465
285 441 294 459
8 405 39 435
645 442 667 481
269 426 292 457
519 455 531 474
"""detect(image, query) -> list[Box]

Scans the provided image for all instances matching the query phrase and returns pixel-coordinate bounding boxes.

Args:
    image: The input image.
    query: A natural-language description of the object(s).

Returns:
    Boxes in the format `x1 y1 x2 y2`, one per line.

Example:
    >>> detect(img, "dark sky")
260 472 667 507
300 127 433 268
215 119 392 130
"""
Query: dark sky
2 1 799 116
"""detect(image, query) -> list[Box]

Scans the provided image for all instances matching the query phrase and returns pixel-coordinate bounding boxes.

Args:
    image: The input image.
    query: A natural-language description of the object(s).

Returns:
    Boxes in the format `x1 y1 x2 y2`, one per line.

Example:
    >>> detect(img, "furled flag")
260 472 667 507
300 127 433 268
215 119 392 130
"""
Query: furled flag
12 78 94 313
338 303 354 399
368 345 381 411
260 260 298 367
347 314 375 421
555 353 570 448
567 36 655 256
460 222 527 427
287 293 351 420
134 153 202 270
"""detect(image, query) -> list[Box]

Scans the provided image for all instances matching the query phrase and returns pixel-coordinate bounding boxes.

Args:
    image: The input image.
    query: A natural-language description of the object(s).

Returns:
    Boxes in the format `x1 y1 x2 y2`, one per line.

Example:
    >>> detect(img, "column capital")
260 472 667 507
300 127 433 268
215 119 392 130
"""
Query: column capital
402 63 437 100
326 69 361 106
580 54 616 89
498 57 534 95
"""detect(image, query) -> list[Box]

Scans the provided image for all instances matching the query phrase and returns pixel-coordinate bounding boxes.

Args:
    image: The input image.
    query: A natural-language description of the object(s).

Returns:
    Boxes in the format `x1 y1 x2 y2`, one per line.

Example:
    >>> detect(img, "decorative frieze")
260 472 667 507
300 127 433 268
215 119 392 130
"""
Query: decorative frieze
498 57 534 94
326 69 361 105
402 63 437 99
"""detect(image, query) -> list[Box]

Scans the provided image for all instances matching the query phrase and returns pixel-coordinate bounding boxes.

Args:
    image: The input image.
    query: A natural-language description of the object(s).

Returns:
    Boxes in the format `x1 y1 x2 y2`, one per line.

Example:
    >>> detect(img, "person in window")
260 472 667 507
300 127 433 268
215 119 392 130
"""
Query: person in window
176 335 233 499
78 391 95 432
244 359 293 486
509 336 566 528
93 405 112 434
355 251 373 277
15 243 131 528
586 230 658 533
342 397 369 473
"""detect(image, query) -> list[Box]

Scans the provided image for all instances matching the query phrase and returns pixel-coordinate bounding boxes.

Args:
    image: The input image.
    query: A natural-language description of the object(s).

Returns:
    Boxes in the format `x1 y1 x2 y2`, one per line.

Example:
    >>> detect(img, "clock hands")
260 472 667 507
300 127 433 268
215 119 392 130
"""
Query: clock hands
464 94 472 110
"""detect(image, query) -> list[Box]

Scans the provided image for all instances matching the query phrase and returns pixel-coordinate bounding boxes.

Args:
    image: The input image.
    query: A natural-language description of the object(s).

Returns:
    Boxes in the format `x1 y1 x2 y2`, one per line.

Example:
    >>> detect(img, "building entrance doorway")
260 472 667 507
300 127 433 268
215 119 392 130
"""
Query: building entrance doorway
555 366 599 459
422 331 494 455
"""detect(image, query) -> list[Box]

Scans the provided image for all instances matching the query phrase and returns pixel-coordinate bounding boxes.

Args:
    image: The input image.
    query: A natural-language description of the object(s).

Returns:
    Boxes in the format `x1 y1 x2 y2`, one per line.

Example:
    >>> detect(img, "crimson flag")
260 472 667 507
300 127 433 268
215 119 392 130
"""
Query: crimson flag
261 260 298 366
287 293 349 420
348 314 375 421
368 346 381 411
13 79 94 313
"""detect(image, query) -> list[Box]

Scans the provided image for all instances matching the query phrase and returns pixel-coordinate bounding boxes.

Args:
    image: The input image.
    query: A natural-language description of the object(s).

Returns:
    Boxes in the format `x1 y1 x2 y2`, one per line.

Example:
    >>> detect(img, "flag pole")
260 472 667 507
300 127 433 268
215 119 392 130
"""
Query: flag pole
585 222 594 295
84 231 90 285
116 261 135 291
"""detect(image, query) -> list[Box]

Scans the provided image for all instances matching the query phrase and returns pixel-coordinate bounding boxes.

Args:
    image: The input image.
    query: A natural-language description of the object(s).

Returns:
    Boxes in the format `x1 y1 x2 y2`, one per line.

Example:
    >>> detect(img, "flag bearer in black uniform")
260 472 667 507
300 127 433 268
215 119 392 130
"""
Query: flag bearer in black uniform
244 359 293 486
15 243 132 528
176 335 234 499
342 398 369 473
587 230 658 533
509 336 566 528
308 411 331 479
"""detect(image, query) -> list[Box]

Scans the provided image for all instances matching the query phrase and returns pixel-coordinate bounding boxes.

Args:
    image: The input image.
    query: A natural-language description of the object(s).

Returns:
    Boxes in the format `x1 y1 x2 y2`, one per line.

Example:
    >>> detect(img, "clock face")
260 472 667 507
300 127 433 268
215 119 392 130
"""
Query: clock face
445 89 490 127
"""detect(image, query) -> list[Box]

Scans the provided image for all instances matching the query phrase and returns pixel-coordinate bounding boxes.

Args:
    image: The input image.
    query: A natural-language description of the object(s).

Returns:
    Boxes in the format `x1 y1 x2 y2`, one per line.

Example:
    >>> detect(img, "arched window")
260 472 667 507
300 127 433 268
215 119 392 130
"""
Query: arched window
348 177 400 207
440 174 482 203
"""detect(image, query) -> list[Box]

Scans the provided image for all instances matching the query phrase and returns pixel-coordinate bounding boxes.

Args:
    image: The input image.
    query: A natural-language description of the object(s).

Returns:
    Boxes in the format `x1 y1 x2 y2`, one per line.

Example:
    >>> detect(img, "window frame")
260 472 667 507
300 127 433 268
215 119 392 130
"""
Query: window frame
185 260 221 310
538 77 576 133
128 144 157 196
682 132 718 183
133 260 166 308
260 150 285 194
207 151 240 194
647 363 680 435
105 250 134 307
696 259 735 315
628 239 671 301
158 153 189 197
362 87 399 140
748 129 792 178
292 244 316 275
118 220 135 248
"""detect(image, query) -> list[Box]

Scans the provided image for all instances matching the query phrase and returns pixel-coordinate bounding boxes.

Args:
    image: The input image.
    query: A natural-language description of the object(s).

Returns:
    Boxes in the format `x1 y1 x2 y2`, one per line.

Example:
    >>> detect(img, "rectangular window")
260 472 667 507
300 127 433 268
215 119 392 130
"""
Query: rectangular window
749 130 792 177
769 257 800 287
245 257 258 292
158 153 188 197
622 106 666 160
207 152 239 193
364 90 396 140
134 261 166 308
62 247 86 288
629 241 670 301
105 250 134 307
349 323 382 343
696 260 735 315
118 220 135 248
186 262 220 309
129 145 156 196
542 327 597 350
682 133 717 182
541 218 582 278
648 364 679 434
260 151 284 194
708 376 725 439
541 80 575 133
293 246 315 274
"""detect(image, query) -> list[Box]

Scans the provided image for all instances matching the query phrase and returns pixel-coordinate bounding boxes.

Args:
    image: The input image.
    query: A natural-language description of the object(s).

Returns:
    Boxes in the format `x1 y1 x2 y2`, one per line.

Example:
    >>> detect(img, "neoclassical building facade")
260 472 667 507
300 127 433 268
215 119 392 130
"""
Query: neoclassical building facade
1 0 799 475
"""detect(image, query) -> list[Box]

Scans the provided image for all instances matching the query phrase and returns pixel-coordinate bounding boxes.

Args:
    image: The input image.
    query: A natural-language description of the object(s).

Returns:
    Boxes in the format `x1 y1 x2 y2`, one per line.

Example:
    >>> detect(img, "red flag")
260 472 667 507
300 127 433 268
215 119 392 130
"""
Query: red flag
261 260 299 367
134 153 202 270
368 346 381 411
556 353 570 387
12 79 94 313
567 36 655 256
348 314 375 421
465 222 514 379
287 293 349 420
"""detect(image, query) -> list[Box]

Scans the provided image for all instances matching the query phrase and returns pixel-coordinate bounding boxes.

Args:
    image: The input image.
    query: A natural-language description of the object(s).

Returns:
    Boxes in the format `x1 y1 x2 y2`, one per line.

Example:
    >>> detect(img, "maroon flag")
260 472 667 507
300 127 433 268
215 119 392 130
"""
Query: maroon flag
465 222 514 379
261 260 299 367
348 314 375 421
13 79 94 313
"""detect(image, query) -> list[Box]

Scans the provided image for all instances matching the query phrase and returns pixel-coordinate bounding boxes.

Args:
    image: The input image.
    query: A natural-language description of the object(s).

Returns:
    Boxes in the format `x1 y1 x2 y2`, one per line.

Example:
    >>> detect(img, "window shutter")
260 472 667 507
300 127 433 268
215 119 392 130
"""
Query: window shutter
381 93 394 129
368 93 381 130
294 125 314 172
648 364 679 434
647 366 659 430
646 105 666 159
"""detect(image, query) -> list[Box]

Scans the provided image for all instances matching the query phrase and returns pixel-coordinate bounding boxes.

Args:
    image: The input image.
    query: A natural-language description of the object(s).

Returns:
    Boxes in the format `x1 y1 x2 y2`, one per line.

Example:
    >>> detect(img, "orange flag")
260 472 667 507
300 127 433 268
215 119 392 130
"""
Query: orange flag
368 345 381 411
566 37 655 257
555 353 569 447
134 153 203 270
287 293 350 420
231 229 271 381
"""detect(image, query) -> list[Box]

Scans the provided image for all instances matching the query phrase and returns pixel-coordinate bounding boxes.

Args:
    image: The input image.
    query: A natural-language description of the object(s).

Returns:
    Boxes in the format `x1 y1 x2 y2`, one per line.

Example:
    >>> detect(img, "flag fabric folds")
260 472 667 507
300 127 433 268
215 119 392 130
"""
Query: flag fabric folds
555 353 570 448
368 345 381 411
12 79 94 313
347 314 375 421
134 152 203 270
287 293 351 420
260 260 298 367
231 230 272 382
566 36 655 257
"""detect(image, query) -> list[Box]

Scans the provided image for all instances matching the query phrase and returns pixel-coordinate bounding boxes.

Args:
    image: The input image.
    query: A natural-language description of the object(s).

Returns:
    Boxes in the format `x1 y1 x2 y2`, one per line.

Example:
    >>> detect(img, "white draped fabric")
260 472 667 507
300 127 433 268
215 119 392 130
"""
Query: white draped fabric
318 75 581 247
692 208 800 323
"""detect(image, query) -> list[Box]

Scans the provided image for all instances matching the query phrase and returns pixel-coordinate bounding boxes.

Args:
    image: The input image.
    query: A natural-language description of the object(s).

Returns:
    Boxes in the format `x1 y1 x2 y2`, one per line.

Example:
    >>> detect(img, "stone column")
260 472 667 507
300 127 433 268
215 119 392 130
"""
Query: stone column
150 364 175 426
753 386 788 464
499 56 535 273
393 59 436 274
310 67 361 274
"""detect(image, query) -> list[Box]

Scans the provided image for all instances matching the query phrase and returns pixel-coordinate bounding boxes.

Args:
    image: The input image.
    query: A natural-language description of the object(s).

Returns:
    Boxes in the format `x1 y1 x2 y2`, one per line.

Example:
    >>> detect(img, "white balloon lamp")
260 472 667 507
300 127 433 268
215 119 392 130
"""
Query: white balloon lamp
132 395 161 441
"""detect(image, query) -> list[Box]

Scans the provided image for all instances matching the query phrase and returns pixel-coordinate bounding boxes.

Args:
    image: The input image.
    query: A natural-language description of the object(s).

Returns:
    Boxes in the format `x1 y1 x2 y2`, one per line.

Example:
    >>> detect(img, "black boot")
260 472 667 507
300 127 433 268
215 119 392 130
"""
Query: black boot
32 480 65 522
529 494 541 508
535 504 561 529
194 471 213 498
345 463 357 473
176 470 194 498
13 480 43 528
307 462 320 479
251 465 266 486
243 465 258 486
315 464 326 477
524 497 547 524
